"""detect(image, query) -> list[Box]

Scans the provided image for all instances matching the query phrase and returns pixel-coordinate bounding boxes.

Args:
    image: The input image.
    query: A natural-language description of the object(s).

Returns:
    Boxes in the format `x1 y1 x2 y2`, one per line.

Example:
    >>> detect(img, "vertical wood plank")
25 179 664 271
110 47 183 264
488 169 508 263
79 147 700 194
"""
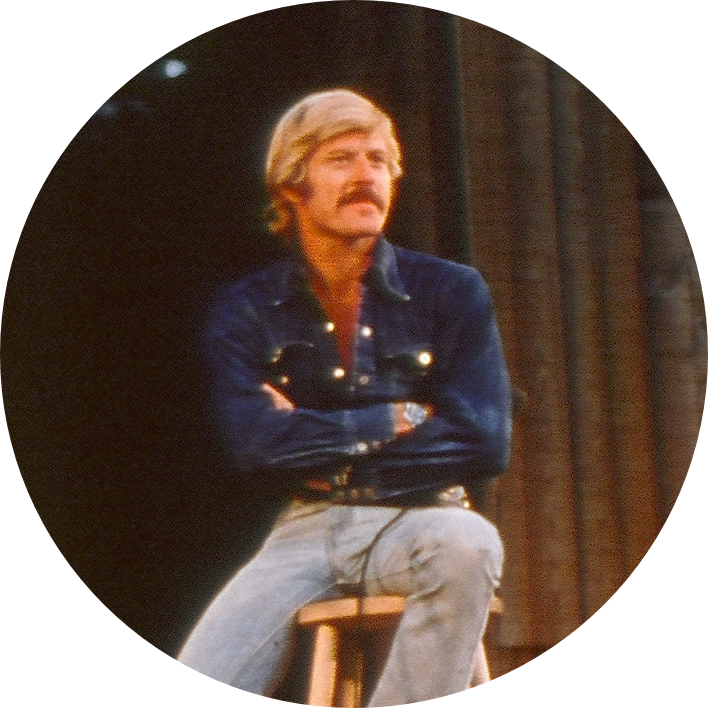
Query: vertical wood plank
585 96 661 574
637 147 706 522
504 43 583 644
548 63 626 618
456 21 536 648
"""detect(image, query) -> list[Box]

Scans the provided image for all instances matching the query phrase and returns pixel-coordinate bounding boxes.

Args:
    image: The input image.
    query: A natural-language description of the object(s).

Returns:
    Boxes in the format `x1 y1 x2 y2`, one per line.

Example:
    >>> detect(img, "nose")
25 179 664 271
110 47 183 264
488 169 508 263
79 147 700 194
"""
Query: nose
351 154 377 182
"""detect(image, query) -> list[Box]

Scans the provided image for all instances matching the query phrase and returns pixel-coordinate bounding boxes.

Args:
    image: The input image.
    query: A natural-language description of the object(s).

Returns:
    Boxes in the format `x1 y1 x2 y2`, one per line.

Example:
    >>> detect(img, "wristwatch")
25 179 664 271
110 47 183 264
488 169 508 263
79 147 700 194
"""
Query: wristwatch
403 402 429 426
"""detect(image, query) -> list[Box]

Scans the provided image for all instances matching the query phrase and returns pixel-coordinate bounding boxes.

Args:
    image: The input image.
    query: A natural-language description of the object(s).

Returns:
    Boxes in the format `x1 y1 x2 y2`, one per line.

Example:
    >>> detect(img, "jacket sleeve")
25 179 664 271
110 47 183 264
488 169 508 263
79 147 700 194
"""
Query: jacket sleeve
207 291 396 479
368 270 512 479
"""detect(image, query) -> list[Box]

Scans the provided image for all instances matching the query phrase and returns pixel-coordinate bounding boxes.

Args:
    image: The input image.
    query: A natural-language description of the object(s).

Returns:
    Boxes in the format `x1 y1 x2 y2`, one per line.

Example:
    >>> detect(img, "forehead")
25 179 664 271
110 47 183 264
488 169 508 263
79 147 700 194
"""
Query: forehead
313 129 388 157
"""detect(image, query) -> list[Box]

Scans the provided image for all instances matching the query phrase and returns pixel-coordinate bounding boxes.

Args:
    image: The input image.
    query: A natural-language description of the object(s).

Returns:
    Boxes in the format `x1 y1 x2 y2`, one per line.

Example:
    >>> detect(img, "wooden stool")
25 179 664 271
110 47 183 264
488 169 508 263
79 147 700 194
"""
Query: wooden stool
298 594 504 707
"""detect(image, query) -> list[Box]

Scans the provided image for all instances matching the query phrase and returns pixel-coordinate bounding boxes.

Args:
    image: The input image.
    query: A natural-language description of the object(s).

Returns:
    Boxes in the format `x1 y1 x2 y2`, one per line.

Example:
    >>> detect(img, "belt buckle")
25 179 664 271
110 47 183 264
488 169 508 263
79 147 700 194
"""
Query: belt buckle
334 486 378 503
434 485 472 509
302 465 382 504
330 466 380 504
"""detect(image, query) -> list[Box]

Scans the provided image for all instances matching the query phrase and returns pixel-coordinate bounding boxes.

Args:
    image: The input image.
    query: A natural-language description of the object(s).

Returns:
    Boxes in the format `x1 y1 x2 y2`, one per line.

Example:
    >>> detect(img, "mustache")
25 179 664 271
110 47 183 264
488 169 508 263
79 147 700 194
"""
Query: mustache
336 186 387 212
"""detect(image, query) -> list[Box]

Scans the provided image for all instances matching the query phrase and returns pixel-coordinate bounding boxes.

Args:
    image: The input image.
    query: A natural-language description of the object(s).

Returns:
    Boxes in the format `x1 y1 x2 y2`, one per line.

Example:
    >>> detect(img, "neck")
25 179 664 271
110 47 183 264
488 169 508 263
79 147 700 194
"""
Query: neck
298 228 378 300
297 228 378 369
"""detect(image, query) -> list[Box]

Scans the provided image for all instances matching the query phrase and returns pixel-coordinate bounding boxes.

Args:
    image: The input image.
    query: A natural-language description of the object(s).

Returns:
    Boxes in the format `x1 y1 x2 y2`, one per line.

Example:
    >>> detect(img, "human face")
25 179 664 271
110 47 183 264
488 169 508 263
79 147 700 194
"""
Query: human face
286 130 393 242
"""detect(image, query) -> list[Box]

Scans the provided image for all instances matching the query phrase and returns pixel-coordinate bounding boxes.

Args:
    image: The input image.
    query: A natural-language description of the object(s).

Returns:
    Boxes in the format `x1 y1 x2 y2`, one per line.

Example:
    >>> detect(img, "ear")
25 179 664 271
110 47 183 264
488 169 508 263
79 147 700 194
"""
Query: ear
281 186 304 206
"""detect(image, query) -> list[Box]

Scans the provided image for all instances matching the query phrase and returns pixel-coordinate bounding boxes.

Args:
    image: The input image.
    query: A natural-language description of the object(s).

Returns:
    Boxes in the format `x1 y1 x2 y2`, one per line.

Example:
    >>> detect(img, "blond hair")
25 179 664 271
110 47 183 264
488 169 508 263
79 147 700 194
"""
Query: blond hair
264 89 402 235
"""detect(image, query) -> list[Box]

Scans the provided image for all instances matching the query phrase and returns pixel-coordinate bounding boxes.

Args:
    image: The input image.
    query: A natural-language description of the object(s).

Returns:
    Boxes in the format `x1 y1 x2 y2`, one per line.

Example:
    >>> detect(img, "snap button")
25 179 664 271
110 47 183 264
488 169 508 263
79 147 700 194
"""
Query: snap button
333 367 346 379
324 322 335 333
360 325 373 338
358 374 370 386
418 351 433 366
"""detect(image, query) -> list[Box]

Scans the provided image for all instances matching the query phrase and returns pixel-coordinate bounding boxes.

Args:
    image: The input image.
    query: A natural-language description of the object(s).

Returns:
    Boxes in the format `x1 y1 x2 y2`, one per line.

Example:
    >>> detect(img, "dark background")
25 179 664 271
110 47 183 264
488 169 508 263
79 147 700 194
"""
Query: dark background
2 2 475 658
1 2 708 704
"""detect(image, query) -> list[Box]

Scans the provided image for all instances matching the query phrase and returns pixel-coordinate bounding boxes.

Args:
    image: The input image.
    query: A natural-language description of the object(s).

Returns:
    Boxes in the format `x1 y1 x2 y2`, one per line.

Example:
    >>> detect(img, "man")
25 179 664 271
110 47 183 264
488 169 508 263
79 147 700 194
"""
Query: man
178 89 511 705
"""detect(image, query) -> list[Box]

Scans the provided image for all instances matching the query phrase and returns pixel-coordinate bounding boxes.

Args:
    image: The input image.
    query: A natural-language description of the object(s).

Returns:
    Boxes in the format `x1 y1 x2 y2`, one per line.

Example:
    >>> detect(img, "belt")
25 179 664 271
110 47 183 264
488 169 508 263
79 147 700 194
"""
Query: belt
295 466 472 509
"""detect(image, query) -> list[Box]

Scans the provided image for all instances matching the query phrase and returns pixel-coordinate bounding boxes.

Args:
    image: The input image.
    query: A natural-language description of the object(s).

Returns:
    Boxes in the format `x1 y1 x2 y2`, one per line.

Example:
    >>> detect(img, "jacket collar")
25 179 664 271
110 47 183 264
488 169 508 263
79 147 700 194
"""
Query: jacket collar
269 235 410 307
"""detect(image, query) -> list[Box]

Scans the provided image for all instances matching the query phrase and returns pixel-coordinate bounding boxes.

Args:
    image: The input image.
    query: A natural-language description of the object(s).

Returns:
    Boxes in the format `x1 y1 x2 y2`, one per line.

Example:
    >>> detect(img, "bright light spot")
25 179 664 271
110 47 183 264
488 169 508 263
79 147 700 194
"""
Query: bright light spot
163 59 187 78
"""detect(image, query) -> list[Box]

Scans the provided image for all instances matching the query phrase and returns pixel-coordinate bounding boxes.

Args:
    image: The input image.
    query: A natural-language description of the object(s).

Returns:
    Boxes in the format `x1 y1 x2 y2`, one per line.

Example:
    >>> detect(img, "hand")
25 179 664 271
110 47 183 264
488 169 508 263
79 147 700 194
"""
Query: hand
393 402 433 436
261 383 295 411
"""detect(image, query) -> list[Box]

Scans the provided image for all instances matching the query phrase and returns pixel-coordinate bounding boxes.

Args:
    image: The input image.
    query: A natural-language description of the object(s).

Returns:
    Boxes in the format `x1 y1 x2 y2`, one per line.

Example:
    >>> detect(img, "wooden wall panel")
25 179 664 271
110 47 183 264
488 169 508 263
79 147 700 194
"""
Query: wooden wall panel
457 21 535 649
454 16 704 679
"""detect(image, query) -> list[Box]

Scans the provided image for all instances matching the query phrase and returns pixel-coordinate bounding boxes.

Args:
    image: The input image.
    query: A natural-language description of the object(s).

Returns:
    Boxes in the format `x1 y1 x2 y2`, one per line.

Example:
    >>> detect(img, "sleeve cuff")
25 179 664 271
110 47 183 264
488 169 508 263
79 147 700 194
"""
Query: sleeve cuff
347 403 396 455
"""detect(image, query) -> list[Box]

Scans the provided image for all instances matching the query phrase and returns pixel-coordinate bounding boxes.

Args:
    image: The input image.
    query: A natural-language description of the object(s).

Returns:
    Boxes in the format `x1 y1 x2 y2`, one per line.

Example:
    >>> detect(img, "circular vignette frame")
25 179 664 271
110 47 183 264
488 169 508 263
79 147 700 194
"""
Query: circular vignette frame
3 3 705 684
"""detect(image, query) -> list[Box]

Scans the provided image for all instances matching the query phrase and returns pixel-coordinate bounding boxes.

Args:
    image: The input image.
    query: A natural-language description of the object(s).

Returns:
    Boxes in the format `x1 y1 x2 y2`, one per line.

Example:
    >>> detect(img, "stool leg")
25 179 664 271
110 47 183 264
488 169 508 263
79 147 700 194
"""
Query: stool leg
470 642 491 686
307 624 340 706
336 633 365 708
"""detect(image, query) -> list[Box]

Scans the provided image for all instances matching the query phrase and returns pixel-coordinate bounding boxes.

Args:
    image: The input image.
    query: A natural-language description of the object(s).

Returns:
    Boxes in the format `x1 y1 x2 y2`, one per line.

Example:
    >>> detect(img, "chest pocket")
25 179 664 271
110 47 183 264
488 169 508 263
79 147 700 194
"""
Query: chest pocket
377 345 435 400
262 340 340 408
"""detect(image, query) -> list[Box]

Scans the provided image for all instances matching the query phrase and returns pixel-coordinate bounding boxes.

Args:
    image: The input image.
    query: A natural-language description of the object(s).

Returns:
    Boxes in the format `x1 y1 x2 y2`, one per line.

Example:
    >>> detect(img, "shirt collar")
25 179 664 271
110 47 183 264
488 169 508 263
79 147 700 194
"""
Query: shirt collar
269 235 410 307
365 236 411 302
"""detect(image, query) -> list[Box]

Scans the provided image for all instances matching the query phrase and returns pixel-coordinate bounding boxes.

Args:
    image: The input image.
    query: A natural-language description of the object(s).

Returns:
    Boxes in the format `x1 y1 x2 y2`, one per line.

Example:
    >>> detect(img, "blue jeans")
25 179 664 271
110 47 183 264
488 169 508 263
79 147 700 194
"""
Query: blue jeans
177 500 503 706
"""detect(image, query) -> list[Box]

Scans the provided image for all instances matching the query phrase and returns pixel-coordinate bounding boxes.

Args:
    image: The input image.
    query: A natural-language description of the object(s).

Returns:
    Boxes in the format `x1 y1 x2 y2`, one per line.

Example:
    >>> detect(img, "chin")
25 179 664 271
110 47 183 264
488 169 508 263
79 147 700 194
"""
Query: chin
339 218 386 238
339 227 383 240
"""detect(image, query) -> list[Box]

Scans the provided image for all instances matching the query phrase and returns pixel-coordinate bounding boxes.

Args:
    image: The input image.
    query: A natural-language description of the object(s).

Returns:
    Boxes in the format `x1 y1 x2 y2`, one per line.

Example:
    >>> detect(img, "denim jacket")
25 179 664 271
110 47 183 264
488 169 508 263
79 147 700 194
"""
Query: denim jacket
207 237 511 500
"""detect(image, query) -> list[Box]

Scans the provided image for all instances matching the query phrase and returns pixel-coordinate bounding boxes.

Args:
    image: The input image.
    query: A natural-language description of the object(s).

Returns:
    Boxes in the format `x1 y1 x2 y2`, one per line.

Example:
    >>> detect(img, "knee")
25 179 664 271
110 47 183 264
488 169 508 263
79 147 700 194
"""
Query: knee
414 511 503 583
